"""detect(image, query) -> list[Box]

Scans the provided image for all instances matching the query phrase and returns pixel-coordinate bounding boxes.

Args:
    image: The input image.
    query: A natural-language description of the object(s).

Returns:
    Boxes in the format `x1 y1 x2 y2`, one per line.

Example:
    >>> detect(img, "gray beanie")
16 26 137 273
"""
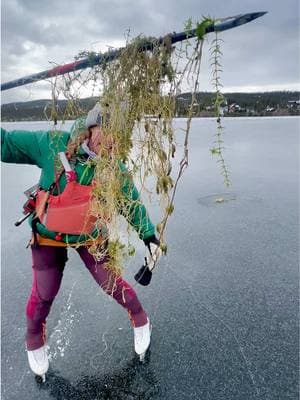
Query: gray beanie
86 103 102 129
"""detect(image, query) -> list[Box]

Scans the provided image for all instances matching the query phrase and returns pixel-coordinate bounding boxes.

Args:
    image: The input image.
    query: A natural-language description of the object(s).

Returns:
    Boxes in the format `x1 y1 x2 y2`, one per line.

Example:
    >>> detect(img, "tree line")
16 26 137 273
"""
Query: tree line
1 92 299 121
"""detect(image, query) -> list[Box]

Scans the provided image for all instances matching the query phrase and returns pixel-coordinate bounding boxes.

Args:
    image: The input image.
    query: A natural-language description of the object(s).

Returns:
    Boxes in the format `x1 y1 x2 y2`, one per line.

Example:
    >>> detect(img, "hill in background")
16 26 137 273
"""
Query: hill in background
1 97 98 122
1 92 299 121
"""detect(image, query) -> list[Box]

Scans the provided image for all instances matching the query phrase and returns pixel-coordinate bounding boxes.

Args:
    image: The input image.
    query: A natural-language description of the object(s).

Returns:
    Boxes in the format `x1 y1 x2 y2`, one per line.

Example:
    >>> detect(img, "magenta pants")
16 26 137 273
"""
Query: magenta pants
26 245 148 350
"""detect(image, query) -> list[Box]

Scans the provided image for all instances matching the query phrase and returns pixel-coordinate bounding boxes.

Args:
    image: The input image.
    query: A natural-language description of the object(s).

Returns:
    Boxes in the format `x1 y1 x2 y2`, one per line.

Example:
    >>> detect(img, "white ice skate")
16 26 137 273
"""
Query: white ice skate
134 319 152 361
27 345 49 382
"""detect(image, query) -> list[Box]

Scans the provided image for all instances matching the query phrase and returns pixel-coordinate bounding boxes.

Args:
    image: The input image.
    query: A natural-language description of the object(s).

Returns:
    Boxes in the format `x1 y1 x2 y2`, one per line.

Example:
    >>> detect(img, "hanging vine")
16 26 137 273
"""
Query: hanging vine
209 31 230 187
48 17 230 275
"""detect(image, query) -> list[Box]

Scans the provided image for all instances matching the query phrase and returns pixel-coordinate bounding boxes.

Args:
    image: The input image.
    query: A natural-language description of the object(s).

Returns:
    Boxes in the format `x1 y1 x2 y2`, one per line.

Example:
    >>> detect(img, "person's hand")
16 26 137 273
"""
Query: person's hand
143 235 162 270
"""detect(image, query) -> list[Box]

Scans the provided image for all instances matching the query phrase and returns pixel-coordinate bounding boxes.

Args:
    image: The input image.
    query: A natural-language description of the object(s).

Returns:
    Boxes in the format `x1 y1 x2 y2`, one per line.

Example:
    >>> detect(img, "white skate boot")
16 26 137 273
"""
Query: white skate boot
134 319 152 361
27 345 49 382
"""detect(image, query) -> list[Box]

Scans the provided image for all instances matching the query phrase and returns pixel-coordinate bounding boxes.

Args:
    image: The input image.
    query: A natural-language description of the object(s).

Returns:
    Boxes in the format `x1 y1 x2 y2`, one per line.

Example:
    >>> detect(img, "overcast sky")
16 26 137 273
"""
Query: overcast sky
1 0 299 104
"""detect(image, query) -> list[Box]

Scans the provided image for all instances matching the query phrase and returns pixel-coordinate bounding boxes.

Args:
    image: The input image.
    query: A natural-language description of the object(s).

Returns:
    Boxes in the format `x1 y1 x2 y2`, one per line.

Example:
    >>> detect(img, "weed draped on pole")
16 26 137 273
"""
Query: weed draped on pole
48 17 229 275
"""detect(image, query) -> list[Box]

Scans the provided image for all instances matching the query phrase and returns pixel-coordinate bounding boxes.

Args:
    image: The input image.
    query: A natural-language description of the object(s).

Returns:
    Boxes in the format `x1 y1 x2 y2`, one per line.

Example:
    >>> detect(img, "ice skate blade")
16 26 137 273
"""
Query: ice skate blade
138 346 151 363
35 373 46 383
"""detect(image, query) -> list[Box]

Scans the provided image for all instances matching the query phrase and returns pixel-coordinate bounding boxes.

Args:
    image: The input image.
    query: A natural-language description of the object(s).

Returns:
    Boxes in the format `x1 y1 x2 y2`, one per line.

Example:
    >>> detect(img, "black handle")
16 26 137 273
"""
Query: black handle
14 212 32 227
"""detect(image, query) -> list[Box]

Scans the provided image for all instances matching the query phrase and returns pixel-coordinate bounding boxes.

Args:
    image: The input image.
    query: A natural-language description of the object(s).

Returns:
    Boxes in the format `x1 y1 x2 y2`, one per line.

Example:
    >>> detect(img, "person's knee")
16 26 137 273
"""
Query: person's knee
26 293 53 320
35 268 62 302
107 277 137 304
37 283 59 302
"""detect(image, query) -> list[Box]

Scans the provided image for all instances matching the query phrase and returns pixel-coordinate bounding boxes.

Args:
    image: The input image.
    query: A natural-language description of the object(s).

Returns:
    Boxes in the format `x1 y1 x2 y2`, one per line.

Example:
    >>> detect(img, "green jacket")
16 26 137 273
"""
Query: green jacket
1 127 155 244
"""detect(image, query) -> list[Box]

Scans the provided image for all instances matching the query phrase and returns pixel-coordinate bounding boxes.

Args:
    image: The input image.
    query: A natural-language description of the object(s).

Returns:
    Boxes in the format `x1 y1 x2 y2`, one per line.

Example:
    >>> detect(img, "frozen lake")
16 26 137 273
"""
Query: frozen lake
1 117 299 400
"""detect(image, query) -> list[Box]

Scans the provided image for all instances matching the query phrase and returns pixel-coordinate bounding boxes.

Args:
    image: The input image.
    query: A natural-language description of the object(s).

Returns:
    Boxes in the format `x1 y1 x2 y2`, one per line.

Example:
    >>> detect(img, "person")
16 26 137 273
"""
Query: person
1 104 161 379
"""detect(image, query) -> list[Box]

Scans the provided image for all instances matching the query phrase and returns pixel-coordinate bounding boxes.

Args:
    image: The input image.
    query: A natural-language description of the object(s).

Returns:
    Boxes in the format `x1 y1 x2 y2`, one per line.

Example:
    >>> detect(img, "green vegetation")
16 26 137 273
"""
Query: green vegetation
1 18 298 275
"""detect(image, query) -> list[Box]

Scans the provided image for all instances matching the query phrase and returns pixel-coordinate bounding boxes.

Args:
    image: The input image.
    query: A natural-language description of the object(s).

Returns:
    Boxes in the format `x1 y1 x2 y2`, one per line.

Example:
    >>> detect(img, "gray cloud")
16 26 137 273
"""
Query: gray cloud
1 0 299 103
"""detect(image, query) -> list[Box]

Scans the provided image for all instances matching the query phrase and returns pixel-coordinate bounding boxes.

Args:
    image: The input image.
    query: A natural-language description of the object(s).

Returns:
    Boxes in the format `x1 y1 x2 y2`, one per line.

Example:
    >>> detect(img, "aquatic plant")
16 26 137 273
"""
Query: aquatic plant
48 17 229 275
209 31 230 186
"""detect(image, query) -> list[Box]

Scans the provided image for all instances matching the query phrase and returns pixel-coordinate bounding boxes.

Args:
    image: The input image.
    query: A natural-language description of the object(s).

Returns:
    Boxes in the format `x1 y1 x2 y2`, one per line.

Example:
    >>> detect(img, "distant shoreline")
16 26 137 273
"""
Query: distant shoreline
2 110 299 122
1 91 299 121
2 115 300 126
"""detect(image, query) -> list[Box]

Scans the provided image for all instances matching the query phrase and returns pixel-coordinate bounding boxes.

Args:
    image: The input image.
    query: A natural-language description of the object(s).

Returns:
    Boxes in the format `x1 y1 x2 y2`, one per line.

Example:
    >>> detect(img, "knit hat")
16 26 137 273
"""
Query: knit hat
85 103 102 129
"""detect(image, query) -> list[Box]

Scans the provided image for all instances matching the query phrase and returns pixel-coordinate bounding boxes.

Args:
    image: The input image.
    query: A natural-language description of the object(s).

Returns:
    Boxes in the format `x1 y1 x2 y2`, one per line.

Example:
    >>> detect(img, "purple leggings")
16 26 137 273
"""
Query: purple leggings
26 245 147 350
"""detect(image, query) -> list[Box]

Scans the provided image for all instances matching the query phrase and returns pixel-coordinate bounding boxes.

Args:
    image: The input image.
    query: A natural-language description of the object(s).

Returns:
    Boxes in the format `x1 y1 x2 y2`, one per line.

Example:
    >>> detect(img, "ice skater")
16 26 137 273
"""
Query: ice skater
1 104 161 380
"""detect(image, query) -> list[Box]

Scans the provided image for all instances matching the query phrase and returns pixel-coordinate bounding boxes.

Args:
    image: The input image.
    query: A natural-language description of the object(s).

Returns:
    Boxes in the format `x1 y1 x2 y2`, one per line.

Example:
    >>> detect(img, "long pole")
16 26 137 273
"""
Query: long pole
1 12 266 92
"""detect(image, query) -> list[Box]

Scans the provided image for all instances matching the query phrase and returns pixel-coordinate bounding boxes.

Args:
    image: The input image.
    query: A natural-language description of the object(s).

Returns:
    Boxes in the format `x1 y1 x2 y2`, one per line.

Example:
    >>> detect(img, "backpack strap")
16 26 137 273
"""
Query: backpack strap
58 152 77 182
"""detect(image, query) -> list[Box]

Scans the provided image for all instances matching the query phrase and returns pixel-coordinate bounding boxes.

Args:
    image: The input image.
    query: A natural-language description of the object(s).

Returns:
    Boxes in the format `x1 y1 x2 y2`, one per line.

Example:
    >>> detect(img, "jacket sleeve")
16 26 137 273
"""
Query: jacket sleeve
118 162 155 240
1 127 45 167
